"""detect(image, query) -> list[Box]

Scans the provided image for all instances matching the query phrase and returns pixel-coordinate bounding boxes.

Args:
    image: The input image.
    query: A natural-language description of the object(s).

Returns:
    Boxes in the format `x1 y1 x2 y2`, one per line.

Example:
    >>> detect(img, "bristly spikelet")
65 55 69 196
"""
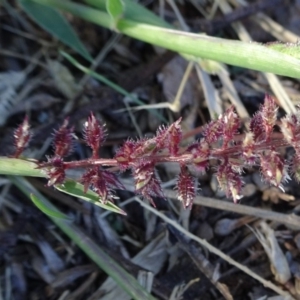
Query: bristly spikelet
45 156 66 186
84 113 106 158
133 161 164 207
134 161 155 191
260 151 289 190
53 119 74 158
216 162 243 203
13 116 31 158
80 167 121 203
292 154 300 182
260 94 278 141
176 165 196 209
155 118 182 155
249 112 265 142
167 118 182 155
280 111 300 155
202 118 223 143
114 139 137 170
221 106 240 148
242 132 257 165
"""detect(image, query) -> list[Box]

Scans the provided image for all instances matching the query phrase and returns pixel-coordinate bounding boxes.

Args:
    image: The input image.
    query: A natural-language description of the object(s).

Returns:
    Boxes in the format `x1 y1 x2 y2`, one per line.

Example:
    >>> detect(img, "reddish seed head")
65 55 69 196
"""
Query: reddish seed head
261 95 278 141
134 161 155 191
46 156 66 186
53 119 74 158
202 118 223 143
176 165 196 209
216 162 243 203
292 155 300 182
80 167 118 203
12 93 300 209
156 118 182 155
260 151 287 188
249 112 265 142
221 106 240 148
242 132 257 165
133 161 164 207
13 116 31 158
84 113 106 158
115 140 139 170
280 112 300 150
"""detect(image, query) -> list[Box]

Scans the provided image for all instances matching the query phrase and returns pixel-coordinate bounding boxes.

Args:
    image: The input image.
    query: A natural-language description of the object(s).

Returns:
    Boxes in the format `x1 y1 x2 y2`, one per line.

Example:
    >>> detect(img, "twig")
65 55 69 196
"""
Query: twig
164 189 300 229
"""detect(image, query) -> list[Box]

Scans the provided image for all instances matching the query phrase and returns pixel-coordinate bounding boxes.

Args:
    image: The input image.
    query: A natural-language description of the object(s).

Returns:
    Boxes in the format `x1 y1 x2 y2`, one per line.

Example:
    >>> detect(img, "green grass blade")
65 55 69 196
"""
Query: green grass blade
117 20 300 79
0 158 125 214
61 51 166 121
106 0 124 28
61 51 142 101
85 0 172 28
11 176 156 300
30 0 300 79
30 193 72 220
55 179 126 215
31 0 114 28
0 157 44 177
19 0 92 61
267 42 300 59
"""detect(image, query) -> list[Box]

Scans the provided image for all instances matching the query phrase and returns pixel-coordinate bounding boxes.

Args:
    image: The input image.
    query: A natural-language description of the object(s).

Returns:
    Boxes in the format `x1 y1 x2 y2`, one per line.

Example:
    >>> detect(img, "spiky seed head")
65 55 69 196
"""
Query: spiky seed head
216 163 243 203
221 106 240 148
53 119 74 158
292 154 300 182
242 132 257 165
134 161 155 191
115 140 139 170
13 116 31 158
260 94 278 141
46 156 66 186
260 151 288 188
80 167 119 203
280 113 300 146
176 165 196 209
156 118 182 155
203 118 223 143
249 112 265 142
133 161 164 207
84 113 106 158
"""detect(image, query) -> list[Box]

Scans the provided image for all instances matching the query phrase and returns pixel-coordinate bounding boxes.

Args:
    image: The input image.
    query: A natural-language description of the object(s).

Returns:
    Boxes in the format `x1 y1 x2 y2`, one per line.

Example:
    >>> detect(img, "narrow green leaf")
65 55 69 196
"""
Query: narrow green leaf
61 51 166 122
0 157 45 177
85 0 172 28
267 42 300 60
55 179 127 215
19 0 92 61
106 0 124 28
30 0 300 79
30 193 72 220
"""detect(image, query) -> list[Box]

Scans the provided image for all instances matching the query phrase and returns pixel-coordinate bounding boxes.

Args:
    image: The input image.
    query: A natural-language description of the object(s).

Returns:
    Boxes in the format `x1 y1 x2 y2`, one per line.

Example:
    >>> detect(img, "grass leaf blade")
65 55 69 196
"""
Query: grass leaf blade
106 0 124 28
30 193 72 220
55 179 127 215
0 157 44 177
19 0 93 61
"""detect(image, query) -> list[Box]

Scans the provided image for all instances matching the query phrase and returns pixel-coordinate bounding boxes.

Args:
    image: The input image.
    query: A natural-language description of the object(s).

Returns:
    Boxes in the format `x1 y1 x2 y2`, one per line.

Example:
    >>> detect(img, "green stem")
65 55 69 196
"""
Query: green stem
0 157 44 177
31 0 300 78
